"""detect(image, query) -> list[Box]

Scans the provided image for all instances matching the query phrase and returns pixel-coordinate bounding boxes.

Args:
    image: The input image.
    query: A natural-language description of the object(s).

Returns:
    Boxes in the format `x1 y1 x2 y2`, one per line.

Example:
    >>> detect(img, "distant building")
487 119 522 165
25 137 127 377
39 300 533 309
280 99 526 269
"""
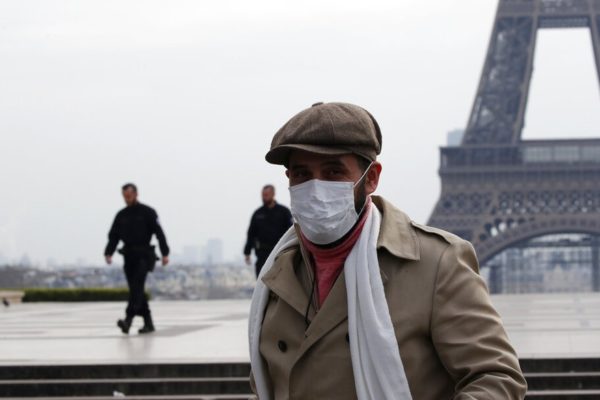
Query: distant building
18 254 32 268
204 239 223 266
75 257 88 268
182 245 203 265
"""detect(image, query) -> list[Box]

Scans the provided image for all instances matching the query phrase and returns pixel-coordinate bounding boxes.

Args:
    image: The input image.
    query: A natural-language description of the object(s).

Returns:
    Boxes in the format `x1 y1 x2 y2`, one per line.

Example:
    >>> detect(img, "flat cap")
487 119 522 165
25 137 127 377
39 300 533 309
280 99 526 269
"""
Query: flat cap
265 102 382 165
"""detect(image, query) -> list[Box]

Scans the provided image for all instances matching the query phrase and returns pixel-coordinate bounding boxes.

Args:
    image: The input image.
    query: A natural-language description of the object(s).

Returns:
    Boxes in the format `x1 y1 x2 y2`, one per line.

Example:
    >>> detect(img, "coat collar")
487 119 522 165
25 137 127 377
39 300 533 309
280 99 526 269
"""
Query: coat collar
372 195 421 261
261 248 309 317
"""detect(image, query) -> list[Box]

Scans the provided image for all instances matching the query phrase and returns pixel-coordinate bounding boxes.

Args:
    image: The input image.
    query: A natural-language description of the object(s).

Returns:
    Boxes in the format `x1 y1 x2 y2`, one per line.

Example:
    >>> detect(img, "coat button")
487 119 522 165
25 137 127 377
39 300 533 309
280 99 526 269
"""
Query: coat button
277 340 287 352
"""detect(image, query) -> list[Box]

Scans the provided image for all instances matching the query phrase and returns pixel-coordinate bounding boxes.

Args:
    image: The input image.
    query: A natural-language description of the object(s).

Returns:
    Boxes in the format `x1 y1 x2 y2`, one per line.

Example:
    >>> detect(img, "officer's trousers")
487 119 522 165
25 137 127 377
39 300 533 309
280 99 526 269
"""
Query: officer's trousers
123 255 151 320
255 249 271 278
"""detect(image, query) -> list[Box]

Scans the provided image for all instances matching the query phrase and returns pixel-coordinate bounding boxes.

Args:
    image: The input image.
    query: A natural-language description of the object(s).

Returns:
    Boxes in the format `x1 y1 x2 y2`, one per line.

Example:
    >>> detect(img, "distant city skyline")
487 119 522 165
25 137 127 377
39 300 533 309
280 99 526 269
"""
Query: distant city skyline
0 258 255 300
0 238 230 268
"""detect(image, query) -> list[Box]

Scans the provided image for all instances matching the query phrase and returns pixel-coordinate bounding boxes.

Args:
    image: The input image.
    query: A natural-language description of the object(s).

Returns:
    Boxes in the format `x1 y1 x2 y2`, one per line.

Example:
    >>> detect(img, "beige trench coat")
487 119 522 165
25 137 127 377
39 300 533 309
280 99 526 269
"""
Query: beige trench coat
252 195 527 399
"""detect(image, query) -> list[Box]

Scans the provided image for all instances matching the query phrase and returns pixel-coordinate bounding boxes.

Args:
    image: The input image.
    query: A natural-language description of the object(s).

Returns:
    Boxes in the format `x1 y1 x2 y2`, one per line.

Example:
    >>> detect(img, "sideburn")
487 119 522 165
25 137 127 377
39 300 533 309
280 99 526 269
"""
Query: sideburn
354 181 368 215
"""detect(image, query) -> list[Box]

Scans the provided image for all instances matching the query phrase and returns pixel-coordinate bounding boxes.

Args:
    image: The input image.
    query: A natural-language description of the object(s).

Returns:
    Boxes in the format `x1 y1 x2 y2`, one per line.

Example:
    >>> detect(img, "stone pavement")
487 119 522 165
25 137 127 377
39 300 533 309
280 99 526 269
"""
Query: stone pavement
493 293 600 359
0 300 250 365
1 294 599 365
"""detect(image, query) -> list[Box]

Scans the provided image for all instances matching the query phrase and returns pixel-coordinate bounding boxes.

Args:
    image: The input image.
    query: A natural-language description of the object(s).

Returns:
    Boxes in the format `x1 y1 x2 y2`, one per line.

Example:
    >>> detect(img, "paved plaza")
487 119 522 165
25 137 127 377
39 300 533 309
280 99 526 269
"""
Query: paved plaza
0 300 250 365
0 294 599 365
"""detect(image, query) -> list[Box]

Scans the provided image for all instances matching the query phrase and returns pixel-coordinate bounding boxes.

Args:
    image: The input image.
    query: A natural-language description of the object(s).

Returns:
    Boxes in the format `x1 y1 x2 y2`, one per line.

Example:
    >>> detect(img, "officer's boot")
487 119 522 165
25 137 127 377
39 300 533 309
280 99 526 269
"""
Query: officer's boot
117 317 133 334
138 314 155 334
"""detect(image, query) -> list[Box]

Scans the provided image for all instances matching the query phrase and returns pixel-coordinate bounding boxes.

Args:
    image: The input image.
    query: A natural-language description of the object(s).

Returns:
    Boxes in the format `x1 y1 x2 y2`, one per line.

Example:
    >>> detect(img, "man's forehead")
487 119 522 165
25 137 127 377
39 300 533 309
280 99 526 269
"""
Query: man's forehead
287 151 356 168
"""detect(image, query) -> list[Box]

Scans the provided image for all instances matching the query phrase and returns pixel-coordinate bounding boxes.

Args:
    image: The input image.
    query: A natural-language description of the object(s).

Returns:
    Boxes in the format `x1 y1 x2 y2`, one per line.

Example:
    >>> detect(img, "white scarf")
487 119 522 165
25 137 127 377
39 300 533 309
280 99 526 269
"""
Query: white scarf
248 205 412 400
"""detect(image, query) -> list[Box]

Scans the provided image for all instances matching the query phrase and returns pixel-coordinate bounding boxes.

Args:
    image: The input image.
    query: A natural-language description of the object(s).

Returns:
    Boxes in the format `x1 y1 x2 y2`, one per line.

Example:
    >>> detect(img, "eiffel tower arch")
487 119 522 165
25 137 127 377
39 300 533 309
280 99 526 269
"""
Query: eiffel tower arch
428 0 600 293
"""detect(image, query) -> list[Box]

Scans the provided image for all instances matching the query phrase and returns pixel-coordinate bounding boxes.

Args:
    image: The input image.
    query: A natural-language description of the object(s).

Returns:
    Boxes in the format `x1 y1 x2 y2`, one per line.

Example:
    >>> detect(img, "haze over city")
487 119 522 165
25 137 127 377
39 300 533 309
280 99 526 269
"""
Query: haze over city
1 0 600 266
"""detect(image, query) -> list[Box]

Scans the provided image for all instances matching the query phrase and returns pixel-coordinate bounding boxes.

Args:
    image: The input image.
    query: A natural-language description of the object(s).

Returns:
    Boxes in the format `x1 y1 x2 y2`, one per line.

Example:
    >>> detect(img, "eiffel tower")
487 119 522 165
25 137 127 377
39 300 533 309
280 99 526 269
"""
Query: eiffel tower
428 0 600 293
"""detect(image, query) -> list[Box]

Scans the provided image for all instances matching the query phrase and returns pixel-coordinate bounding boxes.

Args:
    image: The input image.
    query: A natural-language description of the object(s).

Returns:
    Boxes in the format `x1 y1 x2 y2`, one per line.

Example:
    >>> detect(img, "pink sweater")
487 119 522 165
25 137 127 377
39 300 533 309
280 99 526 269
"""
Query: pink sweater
299 200 371 307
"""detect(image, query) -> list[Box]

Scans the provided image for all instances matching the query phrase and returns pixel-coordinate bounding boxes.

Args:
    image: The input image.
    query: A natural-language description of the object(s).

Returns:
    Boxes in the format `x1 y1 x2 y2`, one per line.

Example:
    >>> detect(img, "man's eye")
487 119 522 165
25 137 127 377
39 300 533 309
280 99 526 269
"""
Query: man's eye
325 169 344 178
292 170 309 180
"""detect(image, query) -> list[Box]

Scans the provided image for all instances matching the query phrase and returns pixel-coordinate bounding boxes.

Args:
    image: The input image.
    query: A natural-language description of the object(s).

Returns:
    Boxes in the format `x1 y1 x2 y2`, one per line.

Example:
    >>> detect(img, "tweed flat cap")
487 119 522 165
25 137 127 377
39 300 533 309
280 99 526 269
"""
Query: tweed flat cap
265 102 382 165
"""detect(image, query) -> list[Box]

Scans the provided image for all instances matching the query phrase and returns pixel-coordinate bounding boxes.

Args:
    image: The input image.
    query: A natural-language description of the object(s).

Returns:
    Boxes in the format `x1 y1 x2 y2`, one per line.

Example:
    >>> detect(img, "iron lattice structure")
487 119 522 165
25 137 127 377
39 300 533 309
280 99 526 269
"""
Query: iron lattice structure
428 0 600 290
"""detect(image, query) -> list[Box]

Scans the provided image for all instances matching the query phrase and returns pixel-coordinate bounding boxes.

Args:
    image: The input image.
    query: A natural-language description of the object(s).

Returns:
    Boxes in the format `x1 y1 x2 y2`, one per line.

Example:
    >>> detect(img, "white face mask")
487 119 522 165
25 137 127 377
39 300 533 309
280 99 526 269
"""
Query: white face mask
289 165 372 245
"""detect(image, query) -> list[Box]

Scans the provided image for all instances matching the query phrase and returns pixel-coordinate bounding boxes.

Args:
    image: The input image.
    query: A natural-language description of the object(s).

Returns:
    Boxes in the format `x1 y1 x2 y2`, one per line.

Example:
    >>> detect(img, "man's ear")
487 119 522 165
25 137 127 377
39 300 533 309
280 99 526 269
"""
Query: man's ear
365 162 382 195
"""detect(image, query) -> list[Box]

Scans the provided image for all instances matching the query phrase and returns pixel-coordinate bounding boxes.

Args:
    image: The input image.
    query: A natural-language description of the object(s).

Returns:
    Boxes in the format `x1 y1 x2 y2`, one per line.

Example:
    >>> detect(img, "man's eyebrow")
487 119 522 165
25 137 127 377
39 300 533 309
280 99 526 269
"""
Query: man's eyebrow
320 160 348 168
289 159 347 170
289 163 308 170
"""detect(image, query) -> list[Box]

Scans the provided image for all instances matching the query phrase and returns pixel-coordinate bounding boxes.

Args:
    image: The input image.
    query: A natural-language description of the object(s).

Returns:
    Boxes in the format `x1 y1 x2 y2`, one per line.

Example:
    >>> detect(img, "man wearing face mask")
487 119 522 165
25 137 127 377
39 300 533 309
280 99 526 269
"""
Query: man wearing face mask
248 102 527 399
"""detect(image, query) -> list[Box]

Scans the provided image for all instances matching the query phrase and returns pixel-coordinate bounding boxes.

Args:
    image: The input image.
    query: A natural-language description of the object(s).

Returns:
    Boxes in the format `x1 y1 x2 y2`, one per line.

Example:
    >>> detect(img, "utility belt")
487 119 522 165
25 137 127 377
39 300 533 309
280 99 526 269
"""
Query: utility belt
118 245 159 272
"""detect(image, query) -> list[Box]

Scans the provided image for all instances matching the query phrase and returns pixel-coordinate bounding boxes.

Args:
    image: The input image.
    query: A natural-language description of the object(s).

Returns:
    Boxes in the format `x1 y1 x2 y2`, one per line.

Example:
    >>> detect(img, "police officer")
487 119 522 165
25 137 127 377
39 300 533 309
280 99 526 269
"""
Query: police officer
104 183 170 334
244 185 292 277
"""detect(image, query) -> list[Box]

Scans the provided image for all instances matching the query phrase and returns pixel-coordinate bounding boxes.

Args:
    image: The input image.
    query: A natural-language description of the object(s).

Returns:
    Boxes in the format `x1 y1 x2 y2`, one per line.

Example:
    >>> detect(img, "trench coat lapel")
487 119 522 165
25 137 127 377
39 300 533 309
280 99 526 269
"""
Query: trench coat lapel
372 195 420 262
294 268 349 360
261 248 309 317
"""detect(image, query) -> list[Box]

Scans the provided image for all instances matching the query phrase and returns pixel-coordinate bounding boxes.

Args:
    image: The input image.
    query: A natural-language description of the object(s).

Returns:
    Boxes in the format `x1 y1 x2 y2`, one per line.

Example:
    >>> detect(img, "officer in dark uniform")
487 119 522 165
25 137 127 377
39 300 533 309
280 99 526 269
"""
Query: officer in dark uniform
244 184 292 277
104 183 170 334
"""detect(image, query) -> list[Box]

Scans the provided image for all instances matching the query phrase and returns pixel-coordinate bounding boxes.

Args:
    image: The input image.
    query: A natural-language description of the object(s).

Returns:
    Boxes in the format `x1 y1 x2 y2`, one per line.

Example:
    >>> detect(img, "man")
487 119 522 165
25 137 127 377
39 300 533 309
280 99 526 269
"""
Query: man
248 102 527 399
244 185 292 277
104 183 170 335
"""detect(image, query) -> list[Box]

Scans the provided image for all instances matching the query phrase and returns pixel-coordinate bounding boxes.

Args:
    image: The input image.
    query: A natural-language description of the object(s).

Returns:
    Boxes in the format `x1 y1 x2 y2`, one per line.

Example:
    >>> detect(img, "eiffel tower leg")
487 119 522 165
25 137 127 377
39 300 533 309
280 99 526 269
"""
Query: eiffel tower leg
463 15 537 145
593 235 600 292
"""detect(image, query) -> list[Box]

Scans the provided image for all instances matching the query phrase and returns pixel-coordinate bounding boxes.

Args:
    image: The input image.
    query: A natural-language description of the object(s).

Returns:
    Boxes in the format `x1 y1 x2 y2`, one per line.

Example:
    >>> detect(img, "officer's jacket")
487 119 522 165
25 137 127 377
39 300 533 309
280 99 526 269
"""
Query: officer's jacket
244 202 293 255
104 202 169 257
252 195 527 399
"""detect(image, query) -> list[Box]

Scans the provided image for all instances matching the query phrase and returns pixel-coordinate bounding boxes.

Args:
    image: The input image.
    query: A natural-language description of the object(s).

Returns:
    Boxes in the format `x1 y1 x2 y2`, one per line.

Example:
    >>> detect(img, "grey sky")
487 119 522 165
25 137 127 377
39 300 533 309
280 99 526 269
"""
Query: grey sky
1 0 599 265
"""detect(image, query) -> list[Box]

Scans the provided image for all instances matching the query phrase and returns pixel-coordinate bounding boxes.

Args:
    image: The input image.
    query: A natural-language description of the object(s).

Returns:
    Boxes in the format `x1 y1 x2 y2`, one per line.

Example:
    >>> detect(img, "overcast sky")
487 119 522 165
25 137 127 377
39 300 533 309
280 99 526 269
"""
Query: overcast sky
1 0 599 266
